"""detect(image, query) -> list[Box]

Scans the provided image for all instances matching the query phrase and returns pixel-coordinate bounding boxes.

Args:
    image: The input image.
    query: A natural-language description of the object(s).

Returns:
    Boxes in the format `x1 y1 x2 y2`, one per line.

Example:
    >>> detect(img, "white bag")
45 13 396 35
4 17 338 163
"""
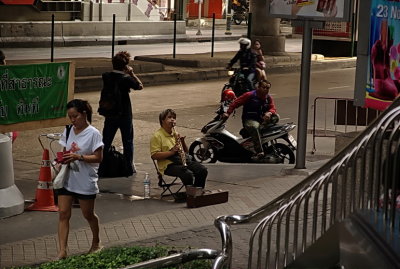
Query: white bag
53 164 69 189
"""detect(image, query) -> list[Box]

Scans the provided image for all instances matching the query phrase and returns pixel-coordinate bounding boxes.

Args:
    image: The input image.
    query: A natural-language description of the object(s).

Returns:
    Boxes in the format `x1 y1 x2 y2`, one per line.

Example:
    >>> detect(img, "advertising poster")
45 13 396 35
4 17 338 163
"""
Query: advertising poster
268 0 349 21
0 62 71 128
365 0 400 110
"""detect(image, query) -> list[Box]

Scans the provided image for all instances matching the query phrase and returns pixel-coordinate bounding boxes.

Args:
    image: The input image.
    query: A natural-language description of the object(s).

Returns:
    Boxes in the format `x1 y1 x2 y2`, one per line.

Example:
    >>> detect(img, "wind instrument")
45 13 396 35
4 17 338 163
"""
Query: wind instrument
172 124 187 167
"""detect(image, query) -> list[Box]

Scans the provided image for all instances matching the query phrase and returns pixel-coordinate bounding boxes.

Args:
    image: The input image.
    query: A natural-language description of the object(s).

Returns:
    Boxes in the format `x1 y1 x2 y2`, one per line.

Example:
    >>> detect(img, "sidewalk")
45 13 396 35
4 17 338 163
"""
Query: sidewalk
0 161 328 268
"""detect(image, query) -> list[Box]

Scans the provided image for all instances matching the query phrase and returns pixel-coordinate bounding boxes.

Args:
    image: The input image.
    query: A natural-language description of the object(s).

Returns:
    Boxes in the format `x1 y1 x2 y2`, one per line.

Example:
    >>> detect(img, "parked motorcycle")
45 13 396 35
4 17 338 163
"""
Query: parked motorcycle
222 68 256 99
233 8 248 25
189 115 297 164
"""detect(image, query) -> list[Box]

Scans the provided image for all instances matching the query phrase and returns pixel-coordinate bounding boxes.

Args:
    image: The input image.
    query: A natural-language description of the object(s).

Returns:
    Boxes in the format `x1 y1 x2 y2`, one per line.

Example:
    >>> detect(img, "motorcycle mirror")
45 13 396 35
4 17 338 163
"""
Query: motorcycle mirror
228 70 234 76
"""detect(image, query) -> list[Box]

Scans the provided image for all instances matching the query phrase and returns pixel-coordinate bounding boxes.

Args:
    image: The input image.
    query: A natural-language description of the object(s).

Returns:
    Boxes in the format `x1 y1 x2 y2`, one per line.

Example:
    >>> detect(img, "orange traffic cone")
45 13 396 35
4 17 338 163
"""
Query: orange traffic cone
26 149 58 212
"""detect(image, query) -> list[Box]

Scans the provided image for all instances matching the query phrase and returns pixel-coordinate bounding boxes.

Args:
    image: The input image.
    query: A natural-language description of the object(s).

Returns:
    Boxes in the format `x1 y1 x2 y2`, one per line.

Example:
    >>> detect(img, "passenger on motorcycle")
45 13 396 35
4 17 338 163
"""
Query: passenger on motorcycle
222 80 279 160
232 0 248 12
227 38 257 91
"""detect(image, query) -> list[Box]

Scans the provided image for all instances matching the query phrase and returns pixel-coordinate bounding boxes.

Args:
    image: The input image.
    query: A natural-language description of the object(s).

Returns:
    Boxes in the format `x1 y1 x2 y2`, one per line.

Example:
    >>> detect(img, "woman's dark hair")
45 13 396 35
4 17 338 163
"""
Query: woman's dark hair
159 108 176 126
253 39 262 46
0 50 5 65
112 51 131 71
66 99 93 123
258 79 271 89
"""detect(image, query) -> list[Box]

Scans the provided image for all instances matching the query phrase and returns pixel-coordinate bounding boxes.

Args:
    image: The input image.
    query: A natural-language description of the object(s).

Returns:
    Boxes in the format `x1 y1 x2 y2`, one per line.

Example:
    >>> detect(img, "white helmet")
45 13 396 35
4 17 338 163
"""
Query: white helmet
238 37 251 49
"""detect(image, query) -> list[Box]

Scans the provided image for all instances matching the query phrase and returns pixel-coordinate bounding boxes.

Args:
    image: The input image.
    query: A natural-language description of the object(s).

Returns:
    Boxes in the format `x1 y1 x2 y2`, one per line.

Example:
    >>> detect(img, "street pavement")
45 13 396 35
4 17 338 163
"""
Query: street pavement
0 25 353 268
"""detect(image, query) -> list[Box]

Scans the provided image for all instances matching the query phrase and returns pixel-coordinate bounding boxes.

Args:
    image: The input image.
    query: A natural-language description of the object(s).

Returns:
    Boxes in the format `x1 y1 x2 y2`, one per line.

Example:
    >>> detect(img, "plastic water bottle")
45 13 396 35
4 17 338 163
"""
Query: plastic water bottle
143 173 150 199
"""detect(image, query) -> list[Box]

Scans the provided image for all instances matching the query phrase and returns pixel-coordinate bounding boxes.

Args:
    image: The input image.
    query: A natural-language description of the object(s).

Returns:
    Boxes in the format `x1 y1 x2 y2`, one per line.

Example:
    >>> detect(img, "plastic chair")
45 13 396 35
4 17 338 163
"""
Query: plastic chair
152 159 185 200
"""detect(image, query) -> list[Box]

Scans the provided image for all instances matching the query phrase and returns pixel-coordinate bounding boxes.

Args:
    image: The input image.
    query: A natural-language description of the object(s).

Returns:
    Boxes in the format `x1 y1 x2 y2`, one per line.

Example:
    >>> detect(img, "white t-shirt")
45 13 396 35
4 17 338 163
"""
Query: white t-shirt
59 125 104 195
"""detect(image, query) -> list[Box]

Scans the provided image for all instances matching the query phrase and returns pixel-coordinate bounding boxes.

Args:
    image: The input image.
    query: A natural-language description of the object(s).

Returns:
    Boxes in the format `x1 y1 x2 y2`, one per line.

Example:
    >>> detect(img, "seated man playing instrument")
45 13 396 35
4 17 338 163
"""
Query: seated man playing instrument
150 109 208 194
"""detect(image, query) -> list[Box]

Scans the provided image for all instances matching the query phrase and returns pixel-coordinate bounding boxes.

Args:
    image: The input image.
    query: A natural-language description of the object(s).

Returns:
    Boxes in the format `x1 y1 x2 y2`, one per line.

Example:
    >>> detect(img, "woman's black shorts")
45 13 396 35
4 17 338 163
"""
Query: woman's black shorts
56 188 96 200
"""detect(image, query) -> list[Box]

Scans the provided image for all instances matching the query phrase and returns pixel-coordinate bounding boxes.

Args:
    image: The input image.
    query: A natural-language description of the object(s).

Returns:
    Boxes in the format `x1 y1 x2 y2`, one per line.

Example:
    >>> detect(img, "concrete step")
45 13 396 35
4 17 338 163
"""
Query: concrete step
8 52 357 93
74 56 357 93
8 58 164 76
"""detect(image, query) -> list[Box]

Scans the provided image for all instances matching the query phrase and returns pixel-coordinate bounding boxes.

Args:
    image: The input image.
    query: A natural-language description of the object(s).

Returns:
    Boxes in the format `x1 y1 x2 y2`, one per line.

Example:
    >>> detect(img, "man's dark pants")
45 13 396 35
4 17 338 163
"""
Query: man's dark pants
103 116 135 173
165 161 207 188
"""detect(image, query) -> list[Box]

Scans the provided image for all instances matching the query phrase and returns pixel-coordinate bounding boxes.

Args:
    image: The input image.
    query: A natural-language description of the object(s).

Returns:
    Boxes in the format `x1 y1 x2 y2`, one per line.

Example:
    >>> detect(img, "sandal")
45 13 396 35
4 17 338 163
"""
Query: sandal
88 245 104 254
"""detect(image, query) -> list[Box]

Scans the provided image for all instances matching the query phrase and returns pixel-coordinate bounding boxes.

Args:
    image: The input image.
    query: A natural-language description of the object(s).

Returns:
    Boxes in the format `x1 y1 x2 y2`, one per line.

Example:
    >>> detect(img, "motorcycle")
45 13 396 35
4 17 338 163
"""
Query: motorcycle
189 113 297 164
233 9 248 25
222 68 256 99
232 4 248 25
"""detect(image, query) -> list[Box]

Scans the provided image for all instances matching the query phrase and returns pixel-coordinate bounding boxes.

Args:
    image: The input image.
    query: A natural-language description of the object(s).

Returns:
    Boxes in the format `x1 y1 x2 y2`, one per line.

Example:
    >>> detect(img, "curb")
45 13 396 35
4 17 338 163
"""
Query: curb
0 34 244 48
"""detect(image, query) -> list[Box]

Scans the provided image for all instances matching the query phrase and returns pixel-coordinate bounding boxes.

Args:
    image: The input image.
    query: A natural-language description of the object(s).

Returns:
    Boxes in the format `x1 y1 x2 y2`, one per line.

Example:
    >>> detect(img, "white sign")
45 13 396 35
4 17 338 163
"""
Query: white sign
267 0 351 22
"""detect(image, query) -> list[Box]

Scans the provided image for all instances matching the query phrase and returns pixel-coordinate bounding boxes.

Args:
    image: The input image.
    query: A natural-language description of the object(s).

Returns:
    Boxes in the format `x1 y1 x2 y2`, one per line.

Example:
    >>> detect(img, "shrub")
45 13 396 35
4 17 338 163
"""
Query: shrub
10 246 211 269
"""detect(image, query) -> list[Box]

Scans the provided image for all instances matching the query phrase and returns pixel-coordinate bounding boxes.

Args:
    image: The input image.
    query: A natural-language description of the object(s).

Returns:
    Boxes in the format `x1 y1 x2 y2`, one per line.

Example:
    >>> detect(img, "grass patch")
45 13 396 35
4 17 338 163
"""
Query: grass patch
10 246 211 269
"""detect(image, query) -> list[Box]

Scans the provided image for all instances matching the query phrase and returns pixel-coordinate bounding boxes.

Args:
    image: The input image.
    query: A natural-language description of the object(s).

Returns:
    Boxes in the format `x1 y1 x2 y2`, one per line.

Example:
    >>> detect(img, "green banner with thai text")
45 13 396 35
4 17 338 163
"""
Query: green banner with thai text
0 62 69 125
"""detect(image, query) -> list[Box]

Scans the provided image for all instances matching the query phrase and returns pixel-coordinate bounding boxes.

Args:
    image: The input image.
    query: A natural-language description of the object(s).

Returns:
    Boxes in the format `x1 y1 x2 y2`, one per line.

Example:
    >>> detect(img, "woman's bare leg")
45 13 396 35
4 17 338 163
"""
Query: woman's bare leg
79 198 102 253
57 195 73 259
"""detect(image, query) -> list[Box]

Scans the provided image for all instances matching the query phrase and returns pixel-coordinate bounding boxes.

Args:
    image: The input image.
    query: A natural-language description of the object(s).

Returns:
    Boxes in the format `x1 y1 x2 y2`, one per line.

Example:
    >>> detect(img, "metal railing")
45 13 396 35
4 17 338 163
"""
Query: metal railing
118 98 399 269
120 249 219 269
311 97 380 153
212 97 400 269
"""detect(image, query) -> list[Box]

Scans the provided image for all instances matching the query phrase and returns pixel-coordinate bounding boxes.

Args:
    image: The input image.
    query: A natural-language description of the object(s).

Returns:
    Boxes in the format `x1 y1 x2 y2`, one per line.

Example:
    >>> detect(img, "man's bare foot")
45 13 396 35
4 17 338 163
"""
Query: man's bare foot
88 244 104 254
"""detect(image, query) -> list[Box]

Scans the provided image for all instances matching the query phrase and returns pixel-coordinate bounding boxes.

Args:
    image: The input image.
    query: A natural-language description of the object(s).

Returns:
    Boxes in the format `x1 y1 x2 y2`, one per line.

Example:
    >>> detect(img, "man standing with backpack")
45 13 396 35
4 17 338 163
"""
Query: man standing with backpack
98 51 143 176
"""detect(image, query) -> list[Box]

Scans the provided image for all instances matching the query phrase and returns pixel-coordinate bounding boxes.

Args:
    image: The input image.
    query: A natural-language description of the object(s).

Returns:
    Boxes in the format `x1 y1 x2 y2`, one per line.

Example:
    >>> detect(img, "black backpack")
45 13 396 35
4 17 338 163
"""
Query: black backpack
98 73 122 117
98 146 131 178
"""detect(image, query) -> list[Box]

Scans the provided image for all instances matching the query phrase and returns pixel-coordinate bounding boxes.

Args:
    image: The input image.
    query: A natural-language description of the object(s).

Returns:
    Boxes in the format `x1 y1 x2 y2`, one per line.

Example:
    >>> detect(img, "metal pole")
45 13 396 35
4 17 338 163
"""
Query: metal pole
196 0 202 35
51 14 55 62
89 0 94 21
173 13 177 58
247 12 252 39
295 20 313 169
167 0 171 18
128 0 132 21
211 13 215 57
112 14 116 58
350 0 359 57
225 0 232 35
99 0 103 21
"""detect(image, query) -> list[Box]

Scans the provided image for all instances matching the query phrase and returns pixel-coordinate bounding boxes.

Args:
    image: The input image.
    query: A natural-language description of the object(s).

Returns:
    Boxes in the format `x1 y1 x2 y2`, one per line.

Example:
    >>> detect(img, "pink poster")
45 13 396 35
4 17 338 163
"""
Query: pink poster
365 0 400 110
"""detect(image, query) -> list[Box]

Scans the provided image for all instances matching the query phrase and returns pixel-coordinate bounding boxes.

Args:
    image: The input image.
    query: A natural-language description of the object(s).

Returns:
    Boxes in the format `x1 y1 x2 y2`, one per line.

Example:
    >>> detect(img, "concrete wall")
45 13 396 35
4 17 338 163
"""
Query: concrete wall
334 131 360 154
0 21 185 37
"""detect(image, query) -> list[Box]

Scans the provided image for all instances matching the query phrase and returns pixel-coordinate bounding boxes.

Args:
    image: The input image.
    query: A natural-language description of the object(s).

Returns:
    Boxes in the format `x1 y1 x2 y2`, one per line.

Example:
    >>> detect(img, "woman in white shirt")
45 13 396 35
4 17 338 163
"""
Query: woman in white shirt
57 99 104 260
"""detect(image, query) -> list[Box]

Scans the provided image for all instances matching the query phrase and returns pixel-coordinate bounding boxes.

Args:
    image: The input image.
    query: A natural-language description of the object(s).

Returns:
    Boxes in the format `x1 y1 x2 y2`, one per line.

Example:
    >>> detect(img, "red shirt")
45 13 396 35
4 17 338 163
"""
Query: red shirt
227 90 276 115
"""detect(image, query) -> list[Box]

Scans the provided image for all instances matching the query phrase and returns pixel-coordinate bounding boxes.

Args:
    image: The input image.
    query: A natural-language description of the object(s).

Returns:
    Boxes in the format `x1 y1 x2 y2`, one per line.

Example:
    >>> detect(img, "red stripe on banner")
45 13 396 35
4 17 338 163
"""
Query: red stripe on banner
365 96 394 111
0 0 36 5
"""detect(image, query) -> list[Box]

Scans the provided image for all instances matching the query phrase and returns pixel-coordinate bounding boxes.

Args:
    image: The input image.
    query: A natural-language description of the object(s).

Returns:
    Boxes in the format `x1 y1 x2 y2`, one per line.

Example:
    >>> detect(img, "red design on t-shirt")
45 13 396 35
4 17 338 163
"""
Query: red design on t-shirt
70 142 81 153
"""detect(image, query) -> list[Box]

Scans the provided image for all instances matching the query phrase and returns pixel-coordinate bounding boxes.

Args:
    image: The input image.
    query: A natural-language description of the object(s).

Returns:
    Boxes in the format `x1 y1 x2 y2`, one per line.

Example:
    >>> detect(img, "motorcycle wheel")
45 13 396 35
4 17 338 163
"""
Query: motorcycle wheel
234 18 242 25
189 141 217 163
266 143 295 164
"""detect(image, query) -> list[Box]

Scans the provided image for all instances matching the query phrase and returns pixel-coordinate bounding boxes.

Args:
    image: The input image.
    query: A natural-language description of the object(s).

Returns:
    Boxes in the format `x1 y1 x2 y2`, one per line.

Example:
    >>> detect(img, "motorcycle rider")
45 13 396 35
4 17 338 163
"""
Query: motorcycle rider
227 38 257 91
222 80 279 161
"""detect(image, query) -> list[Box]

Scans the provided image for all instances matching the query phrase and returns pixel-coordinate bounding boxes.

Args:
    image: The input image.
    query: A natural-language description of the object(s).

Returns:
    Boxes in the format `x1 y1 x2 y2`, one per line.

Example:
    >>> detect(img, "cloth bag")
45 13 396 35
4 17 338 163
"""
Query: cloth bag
53 164 69 189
